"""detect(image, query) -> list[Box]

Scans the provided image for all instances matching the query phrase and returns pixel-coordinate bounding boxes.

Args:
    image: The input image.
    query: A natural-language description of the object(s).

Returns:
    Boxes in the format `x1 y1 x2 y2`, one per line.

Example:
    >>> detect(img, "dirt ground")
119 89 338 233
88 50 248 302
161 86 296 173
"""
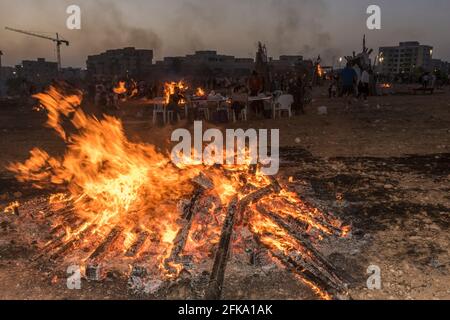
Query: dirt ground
0 86 449 300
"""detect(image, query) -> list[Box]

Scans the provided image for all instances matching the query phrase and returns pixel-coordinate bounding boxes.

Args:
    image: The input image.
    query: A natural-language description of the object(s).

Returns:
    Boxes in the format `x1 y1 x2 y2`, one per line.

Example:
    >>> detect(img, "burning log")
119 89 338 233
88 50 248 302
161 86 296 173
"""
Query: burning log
83 226 124 281
278 196 345 237
205 196 238 300
88 226 124 262
205 176 283 299
164 175 212 271
125 231 149 257
239 177 281 208
255 205 348 297
269 248 348 299
48 224 98 261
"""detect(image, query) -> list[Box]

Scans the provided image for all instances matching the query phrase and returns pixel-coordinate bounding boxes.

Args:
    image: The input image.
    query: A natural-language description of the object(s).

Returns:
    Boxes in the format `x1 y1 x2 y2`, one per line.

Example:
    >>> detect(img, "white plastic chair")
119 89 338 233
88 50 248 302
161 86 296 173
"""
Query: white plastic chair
274 94 294 118
153 104 166 125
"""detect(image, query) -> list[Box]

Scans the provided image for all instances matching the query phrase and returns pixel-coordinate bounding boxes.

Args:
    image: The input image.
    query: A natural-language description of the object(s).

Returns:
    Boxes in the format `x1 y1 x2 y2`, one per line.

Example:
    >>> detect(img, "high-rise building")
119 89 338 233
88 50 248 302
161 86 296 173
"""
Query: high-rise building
378 41 433 75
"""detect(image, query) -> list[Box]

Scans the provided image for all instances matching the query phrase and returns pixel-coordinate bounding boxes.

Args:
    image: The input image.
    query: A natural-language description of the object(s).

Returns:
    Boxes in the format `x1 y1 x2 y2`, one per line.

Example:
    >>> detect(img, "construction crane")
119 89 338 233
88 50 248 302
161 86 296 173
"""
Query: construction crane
5 26 69 71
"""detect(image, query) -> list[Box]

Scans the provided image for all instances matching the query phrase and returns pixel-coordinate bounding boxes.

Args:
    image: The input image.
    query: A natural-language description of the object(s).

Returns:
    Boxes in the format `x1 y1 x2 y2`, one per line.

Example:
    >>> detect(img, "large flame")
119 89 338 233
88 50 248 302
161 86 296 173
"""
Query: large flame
9 85 198 269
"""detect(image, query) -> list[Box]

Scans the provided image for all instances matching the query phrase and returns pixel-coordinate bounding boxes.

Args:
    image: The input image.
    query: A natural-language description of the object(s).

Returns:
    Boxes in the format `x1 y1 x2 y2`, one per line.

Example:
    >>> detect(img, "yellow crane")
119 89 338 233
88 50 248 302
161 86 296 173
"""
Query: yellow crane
5 26 69 71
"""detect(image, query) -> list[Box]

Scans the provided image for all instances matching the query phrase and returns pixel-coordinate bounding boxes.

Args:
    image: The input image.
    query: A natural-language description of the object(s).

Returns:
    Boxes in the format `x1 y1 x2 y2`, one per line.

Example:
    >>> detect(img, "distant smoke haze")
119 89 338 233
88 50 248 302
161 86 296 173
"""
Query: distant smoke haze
0 0 449 67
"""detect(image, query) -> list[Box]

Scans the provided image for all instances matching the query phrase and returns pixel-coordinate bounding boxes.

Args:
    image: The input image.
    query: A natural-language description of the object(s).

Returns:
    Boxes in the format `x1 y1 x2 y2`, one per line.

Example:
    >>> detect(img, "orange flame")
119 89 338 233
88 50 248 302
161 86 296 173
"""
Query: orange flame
164 81 187 104
113 81 127 95
3 201 20 214
195 87 206 97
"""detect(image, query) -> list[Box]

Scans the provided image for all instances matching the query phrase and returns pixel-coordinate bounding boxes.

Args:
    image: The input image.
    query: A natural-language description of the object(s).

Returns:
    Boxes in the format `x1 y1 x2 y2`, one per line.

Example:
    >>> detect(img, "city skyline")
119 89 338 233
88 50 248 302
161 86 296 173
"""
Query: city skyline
1 0 450 68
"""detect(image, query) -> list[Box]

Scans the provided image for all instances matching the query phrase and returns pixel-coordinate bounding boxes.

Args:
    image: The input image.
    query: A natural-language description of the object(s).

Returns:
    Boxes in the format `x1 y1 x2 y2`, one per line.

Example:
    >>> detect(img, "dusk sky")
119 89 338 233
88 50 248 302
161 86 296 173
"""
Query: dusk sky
1 0 449 68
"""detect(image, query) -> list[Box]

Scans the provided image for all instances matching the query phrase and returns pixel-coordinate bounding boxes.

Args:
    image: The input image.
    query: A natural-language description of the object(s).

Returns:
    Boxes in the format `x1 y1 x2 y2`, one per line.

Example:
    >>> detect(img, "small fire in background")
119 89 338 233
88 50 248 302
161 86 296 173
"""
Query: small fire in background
129 79 139 98
195 87 206 98
381 83 392 89
317 64 324 78
113 81 127 95
164 81 188 104
113 80 138 99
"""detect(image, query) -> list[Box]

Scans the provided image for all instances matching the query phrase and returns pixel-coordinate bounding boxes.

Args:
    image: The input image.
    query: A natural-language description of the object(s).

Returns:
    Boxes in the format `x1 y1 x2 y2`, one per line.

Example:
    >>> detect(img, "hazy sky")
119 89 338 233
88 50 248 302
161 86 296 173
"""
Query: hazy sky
0 0 449 67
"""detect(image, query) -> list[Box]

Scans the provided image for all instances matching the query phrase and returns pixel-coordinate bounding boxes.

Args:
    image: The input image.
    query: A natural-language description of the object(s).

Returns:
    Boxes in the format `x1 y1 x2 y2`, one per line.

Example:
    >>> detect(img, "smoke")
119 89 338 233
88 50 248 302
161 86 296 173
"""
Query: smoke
0 0 163 66
162 0 341 64
1 0 342 66
77 0 163 53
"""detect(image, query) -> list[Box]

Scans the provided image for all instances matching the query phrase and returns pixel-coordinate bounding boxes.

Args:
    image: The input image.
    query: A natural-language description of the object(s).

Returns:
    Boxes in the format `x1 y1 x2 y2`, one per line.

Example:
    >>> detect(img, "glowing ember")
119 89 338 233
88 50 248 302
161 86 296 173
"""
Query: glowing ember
3 201 20 215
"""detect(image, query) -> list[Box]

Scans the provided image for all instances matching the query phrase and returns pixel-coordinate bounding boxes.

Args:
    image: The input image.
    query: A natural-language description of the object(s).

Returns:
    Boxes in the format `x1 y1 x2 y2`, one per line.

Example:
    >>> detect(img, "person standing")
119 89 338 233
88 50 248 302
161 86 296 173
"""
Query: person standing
359 68 370 104
288 76 305 114
248 71 264 114
340 63 357 109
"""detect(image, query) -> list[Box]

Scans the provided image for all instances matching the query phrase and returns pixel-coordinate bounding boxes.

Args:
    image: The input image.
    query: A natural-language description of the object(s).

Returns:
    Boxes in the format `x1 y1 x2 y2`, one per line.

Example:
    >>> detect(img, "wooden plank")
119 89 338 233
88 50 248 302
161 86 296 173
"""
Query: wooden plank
204 196 238 300
125 231 149 257
164 187 205 269
88 226 124 261
255 206 348 294
48 224 97 261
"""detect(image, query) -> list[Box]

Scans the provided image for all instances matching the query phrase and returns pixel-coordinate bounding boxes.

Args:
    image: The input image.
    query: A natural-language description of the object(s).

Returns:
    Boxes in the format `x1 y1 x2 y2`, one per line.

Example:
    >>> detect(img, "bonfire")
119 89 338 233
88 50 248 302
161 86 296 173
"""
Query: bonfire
7 84 351 300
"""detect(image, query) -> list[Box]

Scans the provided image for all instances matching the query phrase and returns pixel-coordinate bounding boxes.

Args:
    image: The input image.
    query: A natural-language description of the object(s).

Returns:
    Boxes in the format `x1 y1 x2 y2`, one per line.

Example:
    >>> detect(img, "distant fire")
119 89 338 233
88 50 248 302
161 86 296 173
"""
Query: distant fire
381 83 392 89
317 65 324 77
195 87 206 97
164 81 188 104
113 81 127 94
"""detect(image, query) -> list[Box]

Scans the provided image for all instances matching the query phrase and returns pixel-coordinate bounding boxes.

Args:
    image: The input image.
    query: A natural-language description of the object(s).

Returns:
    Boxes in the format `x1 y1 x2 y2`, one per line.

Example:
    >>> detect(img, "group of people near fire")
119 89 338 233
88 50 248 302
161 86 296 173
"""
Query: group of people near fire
89 70 311 123
84 59 446 125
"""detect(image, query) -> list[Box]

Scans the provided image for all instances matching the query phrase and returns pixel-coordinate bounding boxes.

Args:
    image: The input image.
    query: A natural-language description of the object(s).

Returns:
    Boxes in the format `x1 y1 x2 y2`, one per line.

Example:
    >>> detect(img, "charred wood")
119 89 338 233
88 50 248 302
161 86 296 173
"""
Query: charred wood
204 196 239 300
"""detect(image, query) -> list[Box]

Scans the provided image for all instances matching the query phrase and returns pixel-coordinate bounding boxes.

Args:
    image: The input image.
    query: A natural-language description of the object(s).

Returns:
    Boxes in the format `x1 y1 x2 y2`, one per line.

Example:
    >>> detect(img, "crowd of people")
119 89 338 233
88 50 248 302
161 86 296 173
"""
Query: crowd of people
84 69 313 121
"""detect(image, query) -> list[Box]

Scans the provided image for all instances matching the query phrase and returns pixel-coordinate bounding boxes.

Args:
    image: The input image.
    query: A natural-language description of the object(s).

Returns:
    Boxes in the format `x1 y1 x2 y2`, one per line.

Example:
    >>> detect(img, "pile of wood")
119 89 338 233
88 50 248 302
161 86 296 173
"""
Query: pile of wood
31 171 349 300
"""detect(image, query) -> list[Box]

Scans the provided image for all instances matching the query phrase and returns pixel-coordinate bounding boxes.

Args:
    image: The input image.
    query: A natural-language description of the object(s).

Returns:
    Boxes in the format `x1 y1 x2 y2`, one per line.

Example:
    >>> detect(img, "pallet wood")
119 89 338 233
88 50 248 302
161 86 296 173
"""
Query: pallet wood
125 231 149 257
164 187 205 270
88 226 124 261
255 206 347 294
204 196 238 300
